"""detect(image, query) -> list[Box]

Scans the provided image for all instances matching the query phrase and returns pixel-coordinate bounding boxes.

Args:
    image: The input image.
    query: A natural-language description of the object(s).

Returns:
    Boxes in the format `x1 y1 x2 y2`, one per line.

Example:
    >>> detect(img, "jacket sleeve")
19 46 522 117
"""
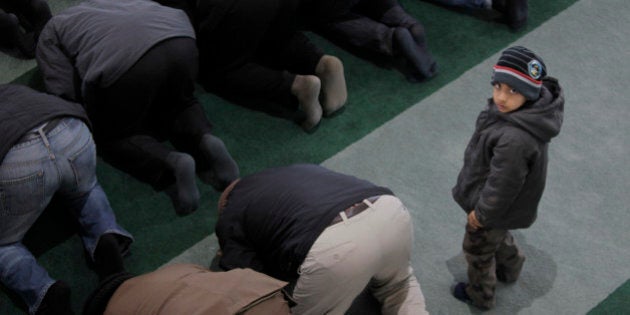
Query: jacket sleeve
216 222 265 273
475 134 533 227
36 21 80 101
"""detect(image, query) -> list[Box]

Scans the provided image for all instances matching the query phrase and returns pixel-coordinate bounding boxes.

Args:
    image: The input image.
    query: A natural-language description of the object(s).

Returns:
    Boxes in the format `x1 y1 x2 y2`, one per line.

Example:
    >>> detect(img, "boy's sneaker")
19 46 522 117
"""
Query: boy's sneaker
452 282 472 304
452 282 494 310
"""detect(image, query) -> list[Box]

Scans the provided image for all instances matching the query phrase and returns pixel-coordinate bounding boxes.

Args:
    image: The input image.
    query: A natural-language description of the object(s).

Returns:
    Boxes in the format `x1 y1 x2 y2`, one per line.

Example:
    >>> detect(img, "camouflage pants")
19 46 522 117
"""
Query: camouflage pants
462 223 525 309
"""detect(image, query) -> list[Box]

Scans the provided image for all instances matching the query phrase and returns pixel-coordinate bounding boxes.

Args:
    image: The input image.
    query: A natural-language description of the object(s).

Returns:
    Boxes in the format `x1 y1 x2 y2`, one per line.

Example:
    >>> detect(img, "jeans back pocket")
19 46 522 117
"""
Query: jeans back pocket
0 171 46 217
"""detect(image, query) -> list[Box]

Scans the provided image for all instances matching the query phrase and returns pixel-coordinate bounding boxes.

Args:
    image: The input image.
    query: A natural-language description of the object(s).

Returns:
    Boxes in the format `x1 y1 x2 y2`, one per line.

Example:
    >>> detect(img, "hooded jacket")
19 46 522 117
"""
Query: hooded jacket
452 77 564 229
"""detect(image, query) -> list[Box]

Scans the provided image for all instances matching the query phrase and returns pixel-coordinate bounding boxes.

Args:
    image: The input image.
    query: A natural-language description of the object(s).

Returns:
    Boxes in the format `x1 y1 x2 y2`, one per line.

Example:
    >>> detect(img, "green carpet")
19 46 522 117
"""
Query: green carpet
0 0 579 313
588 280 630 315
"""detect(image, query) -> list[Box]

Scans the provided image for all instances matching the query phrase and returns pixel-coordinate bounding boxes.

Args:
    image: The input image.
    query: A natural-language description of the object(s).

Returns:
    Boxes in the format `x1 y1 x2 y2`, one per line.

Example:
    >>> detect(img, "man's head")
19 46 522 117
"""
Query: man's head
218 179 240 216
491 46 547 112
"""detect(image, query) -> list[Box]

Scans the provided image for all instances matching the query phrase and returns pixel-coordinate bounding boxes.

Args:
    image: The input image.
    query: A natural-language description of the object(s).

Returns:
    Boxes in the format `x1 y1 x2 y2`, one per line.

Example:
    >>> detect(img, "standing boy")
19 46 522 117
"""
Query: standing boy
451 46 564 309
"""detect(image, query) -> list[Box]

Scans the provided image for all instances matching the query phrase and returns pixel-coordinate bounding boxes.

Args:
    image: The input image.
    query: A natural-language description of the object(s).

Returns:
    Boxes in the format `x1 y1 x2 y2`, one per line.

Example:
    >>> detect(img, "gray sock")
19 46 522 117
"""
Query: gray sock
292 75 322 132
164 152 199 216
197 134 239 191
315 55 347 117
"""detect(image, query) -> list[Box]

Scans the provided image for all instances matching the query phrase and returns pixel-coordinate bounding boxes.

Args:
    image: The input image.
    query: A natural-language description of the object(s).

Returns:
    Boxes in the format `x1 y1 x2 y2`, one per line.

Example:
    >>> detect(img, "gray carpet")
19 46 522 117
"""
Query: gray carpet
168 0 630 313
321 0 630 313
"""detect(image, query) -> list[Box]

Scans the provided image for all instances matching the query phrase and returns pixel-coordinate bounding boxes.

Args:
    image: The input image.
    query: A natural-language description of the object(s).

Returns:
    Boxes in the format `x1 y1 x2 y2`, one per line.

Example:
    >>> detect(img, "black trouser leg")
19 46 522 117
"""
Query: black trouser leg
85 37 202 190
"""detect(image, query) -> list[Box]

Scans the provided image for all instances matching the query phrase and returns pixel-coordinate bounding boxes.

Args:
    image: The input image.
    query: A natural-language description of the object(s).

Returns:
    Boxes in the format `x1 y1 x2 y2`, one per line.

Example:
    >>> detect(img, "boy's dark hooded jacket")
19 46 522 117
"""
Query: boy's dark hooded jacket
452 77 564 229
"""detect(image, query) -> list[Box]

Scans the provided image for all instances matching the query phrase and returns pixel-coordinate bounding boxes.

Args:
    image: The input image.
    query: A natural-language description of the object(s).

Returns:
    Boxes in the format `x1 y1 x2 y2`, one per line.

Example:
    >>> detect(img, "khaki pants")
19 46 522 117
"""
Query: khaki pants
462 224 525 309
292 195 428 315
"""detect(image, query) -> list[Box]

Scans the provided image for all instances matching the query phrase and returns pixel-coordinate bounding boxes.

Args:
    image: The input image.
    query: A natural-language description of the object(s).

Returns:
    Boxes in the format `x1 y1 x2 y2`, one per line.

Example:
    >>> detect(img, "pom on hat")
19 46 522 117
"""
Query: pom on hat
492 46 547 100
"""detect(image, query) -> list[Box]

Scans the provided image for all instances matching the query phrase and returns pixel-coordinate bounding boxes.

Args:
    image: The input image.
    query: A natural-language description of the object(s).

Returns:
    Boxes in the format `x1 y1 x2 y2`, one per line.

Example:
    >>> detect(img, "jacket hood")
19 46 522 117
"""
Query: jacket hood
489 77 564 143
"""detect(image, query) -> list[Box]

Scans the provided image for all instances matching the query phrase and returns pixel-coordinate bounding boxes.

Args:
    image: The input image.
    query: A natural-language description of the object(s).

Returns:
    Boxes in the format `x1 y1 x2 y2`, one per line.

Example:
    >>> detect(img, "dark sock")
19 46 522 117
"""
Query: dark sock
197 134 239 191
35 281 73 315
494 0 528 31
0 12 36 58
408 23 427 47
25 0 53 33
393 27 438 81
0 13 21 48
164 152 199 215
93 234 126 280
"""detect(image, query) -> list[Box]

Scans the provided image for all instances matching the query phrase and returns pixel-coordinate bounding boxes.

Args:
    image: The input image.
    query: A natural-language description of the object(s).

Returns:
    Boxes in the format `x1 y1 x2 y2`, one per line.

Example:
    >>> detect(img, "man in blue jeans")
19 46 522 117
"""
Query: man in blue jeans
0 84 133 315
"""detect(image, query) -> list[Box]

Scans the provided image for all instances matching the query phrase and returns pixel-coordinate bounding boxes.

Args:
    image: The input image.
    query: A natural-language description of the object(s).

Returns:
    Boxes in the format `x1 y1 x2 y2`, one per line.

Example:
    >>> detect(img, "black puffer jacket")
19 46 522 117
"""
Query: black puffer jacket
452 77 564 229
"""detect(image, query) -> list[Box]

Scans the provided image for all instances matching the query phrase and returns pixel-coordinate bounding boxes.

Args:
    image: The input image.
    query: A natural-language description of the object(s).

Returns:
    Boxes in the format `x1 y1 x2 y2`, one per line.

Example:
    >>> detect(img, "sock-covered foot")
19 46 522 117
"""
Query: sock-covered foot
197 134 239 191
164 152 199 216
315 55 347 117
0 12 36 58
494 0 527 30
36 280 73 315
393 27 438 81
93 234 126 280
0 13 21 48
291 74 322 132
408 23 427 47
26 0 53 32
452 282 472 305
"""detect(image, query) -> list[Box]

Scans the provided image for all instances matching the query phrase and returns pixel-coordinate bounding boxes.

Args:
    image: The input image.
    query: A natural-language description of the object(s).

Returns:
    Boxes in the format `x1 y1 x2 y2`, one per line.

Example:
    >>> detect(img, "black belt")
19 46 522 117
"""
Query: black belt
18 117 63 143
329 195 383 226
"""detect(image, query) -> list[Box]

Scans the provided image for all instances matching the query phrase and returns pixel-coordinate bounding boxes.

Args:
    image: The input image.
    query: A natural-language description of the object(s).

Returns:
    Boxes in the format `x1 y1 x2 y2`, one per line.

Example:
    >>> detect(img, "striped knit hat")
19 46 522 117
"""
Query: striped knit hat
492 46 547 100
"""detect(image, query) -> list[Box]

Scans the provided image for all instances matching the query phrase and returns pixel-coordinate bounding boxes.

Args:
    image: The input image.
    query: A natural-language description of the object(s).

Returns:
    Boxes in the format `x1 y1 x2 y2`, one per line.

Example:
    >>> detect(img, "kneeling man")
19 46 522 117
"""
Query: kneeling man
216 164 428 315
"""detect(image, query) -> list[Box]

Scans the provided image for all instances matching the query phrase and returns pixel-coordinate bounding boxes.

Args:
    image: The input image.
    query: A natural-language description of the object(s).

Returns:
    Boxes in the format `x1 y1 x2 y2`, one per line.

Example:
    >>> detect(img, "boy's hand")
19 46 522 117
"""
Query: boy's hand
468 210 483 229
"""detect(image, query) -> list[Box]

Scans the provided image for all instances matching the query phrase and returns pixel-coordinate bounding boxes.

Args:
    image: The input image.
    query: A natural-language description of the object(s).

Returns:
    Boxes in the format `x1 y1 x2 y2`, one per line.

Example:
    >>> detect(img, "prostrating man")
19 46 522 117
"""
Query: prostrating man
216 164 428 314
36 0 239 216
0 84 132 315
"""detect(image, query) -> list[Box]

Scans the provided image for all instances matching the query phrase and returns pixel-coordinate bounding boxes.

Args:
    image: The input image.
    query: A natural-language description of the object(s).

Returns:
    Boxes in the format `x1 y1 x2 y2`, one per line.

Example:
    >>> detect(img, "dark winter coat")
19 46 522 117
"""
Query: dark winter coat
452 77 564 230
0 84 90 163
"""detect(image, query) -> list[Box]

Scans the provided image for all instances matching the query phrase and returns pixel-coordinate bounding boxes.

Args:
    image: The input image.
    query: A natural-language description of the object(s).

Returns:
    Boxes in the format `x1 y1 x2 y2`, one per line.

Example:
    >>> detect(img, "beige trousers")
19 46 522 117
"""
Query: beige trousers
292 195 428 315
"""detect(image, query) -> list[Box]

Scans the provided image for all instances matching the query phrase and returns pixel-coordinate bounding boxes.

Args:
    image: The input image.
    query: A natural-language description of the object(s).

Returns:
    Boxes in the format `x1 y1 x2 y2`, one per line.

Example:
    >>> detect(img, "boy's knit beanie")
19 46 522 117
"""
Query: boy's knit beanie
492 46 547 100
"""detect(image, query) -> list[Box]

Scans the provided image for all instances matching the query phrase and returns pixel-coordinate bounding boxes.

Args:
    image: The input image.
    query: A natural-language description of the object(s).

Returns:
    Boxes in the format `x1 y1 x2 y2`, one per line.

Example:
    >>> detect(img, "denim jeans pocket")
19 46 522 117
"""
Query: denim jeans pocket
0 171 45 216
68 136 97 191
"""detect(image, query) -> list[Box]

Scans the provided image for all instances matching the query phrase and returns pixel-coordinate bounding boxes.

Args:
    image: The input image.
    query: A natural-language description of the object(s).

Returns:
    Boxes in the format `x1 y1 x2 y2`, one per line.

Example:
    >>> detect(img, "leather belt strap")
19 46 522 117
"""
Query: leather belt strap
329 195 383 226
18 117 63 143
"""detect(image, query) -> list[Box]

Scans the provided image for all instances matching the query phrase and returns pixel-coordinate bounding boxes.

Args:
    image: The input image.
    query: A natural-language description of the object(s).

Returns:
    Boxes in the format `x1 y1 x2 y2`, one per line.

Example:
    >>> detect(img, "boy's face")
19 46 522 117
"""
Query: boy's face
492 82 527 113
